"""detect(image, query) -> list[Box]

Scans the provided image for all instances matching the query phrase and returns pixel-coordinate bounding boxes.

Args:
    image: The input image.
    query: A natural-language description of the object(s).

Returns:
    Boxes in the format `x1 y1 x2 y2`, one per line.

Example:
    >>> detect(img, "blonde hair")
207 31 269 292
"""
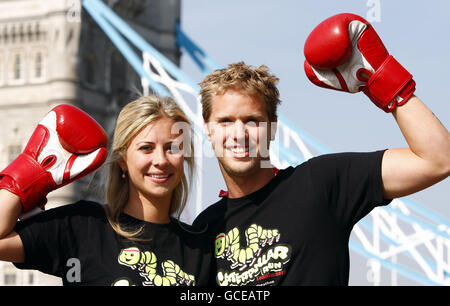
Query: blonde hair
105 95 194 241
199 62 281 122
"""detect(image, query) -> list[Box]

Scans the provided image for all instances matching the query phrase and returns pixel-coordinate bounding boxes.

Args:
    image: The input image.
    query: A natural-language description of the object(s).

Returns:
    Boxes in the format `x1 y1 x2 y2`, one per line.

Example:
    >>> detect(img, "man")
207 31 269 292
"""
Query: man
193 13 450 286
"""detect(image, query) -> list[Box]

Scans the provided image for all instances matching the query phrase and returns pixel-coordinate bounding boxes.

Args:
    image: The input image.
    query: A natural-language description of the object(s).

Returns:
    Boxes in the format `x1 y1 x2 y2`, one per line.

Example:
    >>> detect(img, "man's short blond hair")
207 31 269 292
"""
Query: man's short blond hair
199 62 281 122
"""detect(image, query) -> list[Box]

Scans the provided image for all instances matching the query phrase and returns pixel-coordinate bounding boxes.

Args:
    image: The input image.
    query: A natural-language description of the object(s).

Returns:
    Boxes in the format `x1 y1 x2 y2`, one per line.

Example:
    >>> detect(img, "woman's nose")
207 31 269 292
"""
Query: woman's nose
152 147 169 167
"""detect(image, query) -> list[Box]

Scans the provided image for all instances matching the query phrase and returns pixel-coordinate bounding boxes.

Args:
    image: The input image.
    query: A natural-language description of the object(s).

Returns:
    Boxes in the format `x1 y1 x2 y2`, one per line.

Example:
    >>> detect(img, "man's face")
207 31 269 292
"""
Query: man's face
205 89 274 177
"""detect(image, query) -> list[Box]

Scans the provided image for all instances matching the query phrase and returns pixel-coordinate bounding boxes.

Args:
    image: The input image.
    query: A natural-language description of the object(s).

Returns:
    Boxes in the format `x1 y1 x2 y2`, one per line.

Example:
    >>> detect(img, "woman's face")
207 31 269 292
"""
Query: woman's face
121 116 185 204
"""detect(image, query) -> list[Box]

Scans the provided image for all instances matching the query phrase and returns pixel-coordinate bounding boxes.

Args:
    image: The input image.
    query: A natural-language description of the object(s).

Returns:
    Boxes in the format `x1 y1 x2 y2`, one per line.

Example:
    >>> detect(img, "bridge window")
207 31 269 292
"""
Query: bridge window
13 54 21 80
35 52 42 78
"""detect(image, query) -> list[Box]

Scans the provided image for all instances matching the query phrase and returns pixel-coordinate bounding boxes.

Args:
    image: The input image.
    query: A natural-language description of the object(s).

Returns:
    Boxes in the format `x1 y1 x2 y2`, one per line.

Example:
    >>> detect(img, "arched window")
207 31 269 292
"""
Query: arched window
35 52 42 78
27 24 33 41
35 23 40 40
13 54 21 79
19 24 24 42
11 25 16 43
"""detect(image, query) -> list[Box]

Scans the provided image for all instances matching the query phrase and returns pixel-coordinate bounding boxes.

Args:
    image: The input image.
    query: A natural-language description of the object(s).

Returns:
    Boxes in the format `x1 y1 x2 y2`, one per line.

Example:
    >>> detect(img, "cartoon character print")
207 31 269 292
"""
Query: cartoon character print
215 224 281 270
117 247 195 286
215 224 291 286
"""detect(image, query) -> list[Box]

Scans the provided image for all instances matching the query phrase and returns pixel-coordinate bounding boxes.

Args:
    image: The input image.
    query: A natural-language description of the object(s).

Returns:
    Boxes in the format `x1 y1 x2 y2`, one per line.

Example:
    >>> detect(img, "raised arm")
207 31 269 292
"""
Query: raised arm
0 190 24 262
382 96 450 198
303 13 449 200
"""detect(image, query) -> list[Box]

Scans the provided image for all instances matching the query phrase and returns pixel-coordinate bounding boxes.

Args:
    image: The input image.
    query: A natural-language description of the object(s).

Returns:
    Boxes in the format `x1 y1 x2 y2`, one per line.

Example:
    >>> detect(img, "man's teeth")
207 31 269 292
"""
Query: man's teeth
231 147 248 153
148 174 170 178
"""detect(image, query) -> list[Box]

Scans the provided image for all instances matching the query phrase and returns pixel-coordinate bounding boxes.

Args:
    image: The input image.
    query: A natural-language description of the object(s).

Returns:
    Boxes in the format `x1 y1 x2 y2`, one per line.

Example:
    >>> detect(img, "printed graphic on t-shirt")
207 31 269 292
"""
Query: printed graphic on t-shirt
113 247 196 286
215 224 291 286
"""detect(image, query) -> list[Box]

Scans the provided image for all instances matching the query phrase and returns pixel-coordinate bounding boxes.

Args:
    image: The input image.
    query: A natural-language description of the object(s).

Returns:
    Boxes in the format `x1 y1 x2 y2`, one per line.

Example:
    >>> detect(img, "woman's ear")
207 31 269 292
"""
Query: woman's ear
118 156 127 173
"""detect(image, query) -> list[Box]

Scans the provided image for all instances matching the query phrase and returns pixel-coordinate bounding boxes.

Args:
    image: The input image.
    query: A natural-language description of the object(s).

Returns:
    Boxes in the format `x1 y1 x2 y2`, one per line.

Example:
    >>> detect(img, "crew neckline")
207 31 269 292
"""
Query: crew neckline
118 212 177 229
219 167 280 198
224 167 289 206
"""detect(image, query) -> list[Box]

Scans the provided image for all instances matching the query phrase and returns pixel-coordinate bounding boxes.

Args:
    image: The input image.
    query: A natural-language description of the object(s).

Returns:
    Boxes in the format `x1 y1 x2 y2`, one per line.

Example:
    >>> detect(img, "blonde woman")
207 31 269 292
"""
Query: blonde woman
0 96 212 286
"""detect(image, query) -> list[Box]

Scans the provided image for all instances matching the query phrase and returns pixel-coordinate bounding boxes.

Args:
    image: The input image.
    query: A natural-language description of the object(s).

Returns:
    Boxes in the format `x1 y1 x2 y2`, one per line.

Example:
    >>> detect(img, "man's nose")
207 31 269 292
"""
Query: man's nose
232 120 247 141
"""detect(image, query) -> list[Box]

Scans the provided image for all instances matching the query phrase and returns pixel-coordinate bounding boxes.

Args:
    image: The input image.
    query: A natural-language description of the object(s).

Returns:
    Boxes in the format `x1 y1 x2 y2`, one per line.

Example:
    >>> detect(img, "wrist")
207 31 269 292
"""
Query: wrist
363 56 415 112
0 154 53 211
0 189 22 238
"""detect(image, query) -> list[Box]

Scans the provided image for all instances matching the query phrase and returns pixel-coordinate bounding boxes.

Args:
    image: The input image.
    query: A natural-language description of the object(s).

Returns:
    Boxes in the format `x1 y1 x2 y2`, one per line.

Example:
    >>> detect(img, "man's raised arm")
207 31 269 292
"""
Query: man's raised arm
382 96 450 199
303 13 449 199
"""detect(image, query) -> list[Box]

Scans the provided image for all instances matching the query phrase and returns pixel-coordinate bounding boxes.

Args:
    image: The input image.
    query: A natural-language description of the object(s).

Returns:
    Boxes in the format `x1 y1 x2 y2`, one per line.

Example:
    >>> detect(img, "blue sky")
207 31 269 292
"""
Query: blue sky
178 0 450 285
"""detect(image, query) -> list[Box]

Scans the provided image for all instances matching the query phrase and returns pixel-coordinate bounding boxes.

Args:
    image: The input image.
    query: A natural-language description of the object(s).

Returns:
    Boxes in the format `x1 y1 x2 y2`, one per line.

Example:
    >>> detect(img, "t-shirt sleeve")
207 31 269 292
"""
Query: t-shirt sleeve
307 150 392 229
12 204 76 277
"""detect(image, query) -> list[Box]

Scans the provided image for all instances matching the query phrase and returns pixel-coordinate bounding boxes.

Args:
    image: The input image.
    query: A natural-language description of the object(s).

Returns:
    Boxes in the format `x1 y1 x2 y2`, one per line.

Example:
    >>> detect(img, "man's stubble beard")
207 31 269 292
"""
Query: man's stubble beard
217 154 267 178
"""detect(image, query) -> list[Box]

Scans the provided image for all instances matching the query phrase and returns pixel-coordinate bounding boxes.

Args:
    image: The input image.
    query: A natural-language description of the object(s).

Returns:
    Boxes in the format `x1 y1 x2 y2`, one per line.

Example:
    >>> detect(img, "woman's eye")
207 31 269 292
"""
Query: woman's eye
139 145 152 151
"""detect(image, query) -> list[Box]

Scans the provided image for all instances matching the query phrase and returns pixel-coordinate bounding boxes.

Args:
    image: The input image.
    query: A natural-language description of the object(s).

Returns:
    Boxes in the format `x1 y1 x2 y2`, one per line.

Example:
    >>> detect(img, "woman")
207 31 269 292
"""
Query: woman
0 95 212 286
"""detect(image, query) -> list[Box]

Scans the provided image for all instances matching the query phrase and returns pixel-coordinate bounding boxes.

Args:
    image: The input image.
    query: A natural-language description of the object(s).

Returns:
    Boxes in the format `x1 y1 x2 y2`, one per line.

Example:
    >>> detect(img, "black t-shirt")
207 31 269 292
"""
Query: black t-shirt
13 200 212 286
193 150 391 286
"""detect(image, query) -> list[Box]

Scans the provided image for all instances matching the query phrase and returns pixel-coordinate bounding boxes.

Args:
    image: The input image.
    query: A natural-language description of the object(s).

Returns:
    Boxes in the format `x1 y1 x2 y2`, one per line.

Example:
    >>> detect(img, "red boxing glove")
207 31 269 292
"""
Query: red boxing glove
304 13 416 112
0 104 108 214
